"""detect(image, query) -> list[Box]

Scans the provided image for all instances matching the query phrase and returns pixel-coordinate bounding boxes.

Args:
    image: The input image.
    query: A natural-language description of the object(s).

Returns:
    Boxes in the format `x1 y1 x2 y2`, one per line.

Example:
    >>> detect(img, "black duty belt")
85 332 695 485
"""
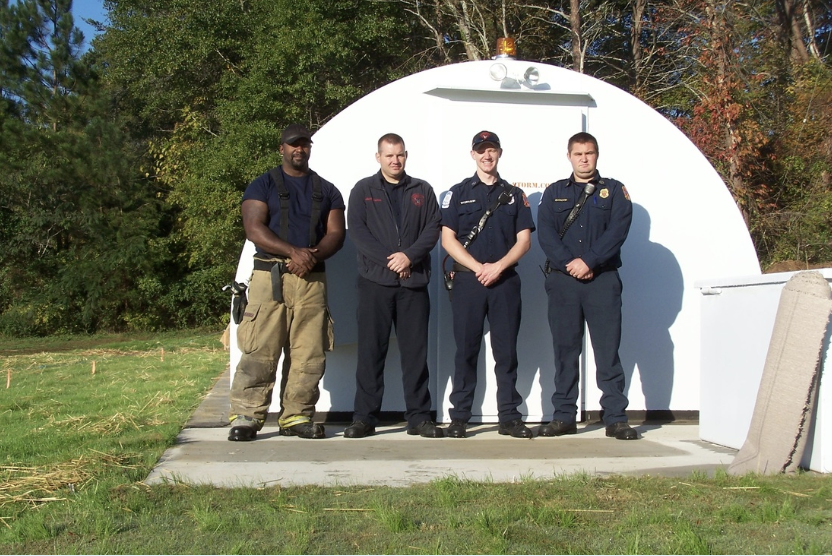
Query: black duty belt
253 258 325 273
552 265 617 276
453 262 518 273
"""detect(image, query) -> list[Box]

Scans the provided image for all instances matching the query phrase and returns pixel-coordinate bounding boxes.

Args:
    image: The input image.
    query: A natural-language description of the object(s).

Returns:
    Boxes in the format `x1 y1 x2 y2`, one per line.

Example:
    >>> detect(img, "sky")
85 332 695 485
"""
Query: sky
71 0 107 50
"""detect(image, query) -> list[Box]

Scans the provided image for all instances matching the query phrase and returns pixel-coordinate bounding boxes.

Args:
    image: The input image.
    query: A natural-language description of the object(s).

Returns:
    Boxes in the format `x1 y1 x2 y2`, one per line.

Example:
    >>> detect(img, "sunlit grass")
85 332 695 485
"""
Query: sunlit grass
1 332 831 554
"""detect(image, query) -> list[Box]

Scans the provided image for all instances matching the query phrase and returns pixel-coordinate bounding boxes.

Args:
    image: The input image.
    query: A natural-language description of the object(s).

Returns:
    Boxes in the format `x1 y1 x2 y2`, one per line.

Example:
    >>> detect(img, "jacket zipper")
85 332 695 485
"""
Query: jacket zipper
381 183 402 248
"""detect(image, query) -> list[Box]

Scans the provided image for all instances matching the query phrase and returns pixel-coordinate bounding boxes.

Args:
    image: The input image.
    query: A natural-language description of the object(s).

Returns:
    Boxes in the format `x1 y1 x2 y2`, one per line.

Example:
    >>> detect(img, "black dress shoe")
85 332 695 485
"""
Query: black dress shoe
407 420 444 438
605 422 638 440
538 420 578 437
344 420 375 438
447 419 467 438
280 422 325 439
228 425 257 442
498 419 533 439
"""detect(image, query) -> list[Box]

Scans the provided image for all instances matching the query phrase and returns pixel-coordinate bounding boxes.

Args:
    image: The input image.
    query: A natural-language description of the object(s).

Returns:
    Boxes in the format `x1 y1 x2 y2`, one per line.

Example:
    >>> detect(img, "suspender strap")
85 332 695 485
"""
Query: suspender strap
308 174 323 248
268 167 324 247
269 168 291 242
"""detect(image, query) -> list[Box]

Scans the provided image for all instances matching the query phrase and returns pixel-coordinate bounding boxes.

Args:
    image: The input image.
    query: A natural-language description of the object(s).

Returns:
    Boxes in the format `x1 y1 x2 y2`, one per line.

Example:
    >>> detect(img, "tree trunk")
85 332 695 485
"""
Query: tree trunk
775 0 810 64
444 0 482 61
569 0 582 72
630 0 646 92
705 0 752 222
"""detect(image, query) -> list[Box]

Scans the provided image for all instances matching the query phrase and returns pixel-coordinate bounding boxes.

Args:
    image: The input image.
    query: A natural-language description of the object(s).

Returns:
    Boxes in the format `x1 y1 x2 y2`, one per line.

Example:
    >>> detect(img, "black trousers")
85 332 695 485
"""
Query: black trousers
545 270 629 426
353 276 432 427
449 271 522 423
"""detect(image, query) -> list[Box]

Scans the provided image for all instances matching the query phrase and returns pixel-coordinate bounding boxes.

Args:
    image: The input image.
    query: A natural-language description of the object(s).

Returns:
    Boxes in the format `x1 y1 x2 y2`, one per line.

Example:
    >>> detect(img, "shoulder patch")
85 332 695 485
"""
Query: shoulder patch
622 186 631 201
441 191 453 209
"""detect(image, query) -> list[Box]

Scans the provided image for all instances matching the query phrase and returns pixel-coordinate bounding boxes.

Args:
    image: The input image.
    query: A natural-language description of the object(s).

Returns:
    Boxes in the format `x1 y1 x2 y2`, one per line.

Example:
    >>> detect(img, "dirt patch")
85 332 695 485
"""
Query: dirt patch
764 260 832 274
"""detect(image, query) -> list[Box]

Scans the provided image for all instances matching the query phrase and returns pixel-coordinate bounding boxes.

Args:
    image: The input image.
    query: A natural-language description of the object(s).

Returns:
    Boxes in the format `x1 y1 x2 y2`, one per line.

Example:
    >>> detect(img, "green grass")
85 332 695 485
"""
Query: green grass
2 332 832 554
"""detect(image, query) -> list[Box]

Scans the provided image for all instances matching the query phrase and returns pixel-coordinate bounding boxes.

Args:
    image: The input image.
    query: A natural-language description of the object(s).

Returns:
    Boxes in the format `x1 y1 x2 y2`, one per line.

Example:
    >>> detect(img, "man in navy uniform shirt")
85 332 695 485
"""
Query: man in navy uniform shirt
537 131 638 440
440 131 535 439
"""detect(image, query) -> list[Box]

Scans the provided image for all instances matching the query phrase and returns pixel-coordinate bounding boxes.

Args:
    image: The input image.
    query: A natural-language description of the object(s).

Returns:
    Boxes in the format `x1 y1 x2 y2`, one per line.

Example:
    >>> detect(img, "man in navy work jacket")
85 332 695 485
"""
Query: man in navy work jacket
344 133 443 438
537 131 638 440
440 131 535 439
228 124 346 442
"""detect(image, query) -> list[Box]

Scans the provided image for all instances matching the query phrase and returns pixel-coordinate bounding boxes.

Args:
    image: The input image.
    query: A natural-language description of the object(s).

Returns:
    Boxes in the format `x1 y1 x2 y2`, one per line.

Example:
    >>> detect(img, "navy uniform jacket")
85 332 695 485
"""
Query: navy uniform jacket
538 173 632 272
441 174 535 265
348 171 441 288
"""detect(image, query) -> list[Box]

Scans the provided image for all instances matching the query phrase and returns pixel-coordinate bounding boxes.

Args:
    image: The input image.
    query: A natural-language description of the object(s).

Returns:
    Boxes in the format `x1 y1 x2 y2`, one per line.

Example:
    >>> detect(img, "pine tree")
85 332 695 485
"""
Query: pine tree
0 0 164 334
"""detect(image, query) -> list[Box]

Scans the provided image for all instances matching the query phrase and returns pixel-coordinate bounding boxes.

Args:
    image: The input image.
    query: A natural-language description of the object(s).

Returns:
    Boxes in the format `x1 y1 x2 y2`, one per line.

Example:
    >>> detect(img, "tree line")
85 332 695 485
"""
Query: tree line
1 0 830 336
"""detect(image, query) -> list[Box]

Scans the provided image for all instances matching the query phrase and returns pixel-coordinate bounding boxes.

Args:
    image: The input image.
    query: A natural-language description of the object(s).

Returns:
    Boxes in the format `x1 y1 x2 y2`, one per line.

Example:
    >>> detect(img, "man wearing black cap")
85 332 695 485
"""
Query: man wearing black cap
440 131 535 439
228 123 346 441
344 133 443 439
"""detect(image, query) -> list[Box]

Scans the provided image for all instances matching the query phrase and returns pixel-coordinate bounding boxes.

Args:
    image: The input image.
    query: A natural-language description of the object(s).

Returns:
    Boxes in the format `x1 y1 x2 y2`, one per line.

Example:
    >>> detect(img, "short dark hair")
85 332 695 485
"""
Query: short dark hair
568 132 599 153
378 133 405 152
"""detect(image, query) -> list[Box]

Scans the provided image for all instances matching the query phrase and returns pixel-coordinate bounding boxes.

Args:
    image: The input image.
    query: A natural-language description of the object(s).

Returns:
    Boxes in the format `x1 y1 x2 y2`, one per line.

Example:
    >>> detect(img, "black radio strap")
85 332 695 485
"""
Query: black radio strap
559 181 597 239
269 167 323 247
461 182 515 248
442 181 516 293
541 181 599 277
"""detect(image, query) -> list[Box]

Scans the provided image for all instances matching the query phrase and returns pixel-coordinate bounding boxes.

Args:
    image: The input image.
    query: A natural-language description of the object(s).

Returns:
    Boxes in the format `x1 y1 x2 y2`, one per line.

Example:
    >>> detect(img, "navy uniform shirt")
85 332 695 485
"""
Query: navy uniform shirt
441 173 535 265
537 172 632 272
242 167 345 254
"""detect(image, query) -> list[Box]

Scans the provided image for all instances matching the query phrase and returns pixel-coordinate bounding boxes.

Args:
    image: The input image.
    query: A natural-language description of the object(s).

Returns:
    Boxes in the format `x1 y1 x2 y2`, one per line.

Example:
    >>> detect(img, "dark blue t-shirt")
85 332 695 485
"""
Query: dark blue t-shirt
242 167 345 254
440 174 535 265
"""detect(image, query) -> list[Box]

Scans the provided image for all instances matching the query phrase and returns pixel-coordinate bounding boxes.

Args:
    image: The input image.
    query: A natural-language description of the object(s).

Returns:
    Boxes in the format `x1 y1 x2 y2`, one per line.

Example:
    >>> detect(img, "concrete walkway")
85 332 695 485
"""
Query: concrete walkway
145 369 738 488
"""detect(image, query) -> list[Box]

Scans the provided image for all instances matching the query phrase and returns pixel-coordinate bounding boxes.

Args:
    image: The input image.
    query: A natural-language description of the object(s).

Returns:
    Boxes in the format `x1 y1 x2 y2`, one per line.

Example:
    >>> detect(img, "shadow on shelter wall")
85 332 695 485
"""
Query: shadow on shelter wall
514 191 553 418
318 233 359 415
618 203 683 418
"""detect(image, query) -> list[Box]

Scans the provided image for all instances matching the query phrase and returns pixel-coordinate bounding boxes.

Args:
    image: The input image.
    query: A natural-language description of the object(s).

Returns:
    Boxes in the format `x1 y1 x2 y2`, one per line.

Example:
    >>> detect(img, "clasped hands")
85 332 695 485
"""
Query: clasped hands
286 247 319 277
566 258 594 281
387 252 411 279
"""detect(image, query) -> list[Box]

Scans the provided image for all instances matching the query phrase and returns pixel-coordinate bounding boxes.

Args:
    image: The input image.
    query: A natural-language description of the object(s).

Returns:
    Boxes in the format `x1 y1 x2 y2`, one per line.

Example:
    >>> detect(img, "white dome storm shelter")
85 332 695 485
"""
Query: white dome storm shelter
228 58 760 423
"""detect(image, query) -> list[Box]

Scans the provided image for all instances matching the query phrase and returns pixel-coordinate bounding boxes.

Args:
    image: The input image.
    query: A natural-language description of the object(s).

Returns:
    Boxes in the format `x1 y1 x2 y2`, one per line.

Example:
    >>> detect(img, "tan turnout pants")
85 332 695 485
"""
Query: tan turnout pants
231 260 334 428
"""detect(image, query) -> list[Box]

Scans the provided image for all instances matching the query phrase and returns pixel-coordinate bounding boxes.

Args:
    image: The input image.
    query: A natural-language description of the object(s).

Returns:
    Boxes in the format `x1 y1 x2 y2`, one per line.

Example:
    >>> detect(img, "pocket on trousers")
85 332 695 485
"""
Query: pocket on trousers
325 308 335 352
237 303 261 354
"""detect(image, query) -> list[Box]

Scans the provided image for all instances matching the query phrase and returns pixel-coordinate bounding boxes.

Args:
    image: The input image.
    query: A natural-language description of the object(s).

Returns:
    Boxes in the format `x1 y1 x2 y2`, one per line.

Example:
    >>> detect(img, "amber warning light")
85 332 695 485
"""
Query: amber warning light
495 37 516 59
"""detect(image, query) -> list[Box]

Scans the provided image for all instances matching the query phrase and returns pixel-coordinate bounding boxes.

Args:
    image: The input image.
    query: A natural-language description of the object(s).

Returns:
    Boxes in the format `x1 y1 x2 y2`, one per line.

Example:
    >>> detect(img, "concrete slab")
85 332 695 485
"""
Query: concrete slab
147 367 737 487
145 422 736 488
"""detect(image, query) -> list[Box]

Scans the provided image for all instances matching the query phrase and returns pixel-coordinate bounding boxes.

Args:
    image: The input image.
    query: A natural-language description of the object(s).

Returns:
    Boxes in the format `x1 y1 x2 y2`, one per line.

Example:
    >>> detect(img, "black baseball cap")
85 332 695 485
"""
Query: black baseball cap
281 124 313 144
472 130 501 149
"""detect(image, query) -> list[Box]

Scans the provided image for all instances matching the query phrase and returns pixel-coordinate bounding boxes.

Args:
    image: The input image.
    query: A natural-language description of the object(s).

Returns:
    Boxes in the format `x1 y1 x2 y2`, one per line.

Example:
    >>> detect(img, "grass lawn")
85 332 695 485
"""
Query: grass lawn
1 331 831 554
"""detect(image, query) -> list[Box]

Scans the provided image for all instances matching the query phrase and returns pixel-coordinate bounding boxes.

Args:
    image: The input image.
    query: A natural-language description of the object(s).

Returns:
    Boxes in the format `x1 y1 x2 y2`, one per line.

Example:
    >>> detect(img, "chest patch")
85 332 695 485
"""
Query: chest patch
411 193 424 207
